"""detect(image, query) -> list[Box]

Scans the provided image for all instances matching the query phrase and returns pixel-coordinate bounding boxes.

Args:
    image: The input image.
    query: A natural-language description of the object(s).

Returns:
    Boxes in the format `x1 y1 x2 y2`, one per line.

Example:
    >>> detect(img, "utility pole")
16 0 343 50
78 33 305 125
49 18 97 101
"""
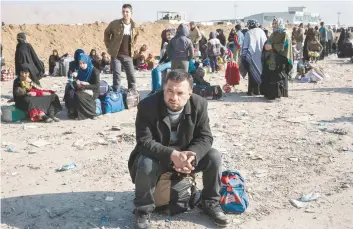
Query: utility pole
337 12 341 27
234 3 238 24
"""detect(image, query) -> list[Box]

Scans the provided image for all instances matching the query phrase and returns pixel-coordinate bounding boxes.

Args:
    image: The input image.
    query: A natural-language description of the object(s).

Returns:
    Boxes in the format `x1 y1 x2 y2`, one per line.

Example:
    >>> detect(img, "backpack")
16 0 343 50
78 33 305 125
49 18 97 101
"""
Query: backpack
225 61 241 86
99 80 109 97
154 172 198 216
220 171 249 214
193 85 222 100
188 60 196 73
101 90 125 114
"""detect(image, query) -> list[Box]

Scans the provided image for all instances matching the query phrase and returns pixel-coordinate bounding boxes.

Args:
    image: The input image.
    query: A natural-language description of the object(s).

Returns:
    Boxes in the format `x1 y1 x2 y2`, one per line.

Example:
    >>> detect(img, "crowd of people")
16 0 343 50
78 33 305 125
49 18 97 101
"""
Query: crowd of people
7 3 353 229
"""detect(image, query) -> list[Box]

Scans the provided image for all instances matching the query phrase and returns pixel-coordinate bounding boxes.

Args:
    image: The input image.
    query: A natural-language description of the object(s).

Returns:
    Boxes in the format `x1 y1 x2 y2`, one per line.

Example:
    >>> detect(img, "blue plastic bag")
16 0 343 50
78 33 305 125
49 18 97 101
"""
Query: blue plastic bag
95 98 102 116
220 171 249 214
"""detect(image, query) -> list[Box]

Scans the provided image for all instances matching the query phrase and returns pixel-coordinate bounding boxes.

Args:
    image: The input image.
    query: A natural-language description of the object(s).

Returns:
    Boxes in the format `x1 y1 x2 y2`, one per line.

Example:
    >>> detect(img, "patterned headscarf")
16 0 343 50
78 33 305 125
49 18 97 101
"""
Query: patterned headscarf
247 19 259 29
273 17 286 33
19 64 32 90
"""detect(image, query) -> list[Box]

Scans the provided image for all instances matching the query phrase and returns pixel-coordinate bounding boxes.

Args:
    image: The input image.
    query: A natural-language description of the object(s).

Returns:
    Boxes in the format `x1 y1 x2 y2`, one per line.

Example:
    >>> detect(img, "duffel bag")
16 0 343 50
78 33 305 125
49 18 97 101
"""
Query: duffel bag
193 85 222 100
101 91 125 114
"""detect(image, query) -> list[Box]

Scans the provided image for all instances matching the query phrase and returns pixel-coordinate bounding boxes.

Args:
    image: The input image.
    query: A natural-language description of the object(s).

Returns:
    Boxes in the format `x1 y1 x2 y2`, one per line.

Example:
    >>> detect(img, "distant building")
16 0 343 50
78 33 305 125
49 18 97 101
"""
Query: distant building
196 19 244 26
244 7 320 27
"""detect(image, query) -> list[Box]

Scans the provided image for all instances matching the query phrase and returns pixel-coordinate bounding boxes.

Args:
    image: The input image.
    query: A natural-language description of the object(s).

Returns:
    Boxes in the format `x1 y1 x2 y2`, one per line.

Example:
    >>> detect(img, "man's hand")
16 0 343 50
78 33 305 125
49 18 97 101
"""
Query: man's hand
171 151 196 174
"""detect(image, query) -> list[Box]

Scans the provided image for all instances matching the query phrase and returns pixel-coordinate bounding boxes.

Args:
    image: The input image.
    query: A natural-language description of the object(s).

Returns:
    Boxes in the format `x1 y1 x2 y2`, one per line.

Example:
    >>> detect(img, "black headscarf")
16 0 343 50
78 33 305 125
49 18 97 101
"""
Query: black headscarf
17 32 26 42
15 32 43 85
19 64 31 73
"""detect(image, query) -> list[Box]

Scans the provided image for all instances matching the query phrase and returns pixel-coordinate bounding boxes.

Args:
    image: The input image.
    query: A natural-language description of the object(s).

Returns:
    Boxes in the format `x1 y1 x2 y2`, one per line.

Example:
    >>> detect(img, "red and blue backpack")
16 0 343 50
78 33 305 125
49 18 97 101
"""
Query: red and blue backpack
220 171 249 214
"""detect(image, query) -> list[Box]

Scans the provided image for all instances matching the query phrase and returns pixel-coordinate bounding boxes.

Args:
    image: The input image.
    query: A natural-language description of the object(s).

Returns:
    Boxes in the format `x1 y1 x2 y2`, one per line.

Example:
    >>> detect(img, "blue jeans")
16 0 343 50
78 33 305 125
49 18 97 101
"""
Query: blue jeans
151 62 172 90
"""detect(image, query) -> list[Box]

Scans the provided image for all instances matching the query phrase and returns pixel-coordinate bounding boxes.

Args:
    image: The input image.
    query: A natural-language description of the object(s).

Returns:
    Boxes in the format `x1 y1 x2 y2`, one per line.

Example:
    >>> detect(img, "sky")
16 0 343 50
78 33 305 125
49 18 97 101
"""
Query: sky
1 0 352 25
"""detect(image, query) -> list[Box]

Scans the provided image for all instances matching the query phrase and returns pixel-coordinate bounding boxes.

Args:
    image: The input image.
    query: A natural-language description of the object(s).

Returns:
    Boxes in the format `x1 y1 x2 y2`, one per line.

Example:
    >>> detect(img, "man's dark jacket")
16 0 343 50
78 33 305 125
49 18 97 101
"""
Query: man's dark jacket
128 91 213 180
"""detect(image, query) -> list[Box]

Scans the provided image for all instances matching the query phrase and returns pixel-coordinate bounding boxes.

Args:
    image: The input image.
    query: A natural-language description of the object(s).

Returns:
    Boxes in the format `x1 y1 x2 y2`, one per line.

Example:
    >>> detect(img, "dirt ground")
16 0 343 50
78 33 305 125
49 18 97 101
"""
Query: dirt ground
1 55 353 229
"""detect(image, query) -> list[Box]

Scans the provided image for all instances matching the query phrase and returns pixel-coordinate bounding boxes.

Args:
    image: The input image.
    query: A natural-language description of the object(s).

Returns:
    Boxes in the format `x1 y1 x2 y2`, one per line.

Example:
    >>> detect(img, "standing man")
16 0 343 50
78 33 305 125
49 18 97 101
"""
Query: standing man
189 21 202 52
104 4 139 92
295 23 305 59
319 22 328 59
327 25 334 55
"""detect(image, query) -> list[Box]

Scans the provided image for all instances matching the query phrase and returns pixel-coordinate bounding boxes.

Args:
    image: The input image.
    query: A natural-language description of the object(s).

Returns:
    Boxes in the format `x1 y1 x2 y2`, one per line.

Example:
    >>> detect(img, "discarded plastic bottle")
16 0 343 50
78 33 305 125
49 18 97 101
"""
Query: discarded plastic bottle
101 216 110 226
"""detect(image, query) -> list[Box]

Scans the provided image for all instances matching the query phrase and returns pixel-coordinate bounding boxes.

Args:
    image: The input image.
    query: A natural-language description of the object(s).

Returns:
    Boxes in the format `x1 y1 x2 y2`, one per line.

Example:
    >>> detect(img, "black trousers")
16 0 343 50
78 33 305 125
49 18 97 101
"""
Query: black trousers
131 148 222 214
243 60 259 95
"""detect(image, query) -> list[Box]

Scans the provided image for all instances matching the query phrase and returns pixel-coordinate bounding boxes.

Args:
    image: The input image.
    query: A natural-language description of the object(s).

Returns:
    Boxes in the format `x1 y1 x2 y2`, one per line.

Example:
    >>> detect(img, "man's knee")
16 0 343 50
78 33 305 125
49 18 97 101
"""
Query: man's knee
136 156 159 177
206 148 222 167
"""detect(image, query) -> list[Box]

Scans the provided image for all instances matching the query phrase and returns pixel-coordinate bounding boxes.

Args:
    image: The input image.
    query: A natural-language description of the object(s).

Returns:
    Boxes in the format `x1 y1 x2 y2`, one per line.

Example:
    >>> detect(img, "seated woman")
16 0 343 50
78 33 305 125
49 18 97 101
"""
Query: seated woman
136 45 148 71
64 54 100 120
68 49 85 78
89 49 101 69
48 50 68 76
48 50 60 75
150 29 175 94
13 64 62 122
146 54 155 70
100 52 111 72
262 18 293 100
307 37 323 63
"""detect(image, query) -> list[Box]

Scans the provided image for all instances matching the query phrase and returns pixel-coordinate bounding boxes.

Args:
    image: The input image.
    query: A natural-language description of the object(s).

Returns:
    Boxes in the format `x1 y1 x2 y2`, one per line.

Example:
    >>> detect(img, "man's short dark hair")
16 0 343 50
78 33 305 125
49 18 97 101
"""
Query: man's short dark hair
164 69 193 88
235 24 241 31
320 22 324 26
122 4 132 11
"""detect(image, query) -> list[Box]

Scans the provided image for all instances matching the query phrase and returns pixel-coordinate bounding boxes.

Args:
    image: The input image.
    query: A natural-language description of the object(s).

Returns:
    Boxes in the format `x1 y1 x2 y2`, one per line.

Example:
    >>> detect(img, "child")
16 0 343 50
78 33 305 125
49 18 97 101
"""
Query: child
207 32 221 73
136 45 148 71
146 54 155 70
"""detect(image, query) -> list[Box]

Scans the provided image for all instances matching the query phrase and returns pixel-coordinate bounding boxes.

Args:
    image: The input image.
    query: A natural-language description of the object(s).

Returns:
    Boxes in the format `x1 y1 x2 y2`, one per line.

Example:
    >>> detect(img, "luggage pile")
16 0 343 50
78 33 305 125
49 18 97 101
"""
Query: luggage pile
56 56 74 77
1 68 15 82
190 66 223 100
96 80 140 116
